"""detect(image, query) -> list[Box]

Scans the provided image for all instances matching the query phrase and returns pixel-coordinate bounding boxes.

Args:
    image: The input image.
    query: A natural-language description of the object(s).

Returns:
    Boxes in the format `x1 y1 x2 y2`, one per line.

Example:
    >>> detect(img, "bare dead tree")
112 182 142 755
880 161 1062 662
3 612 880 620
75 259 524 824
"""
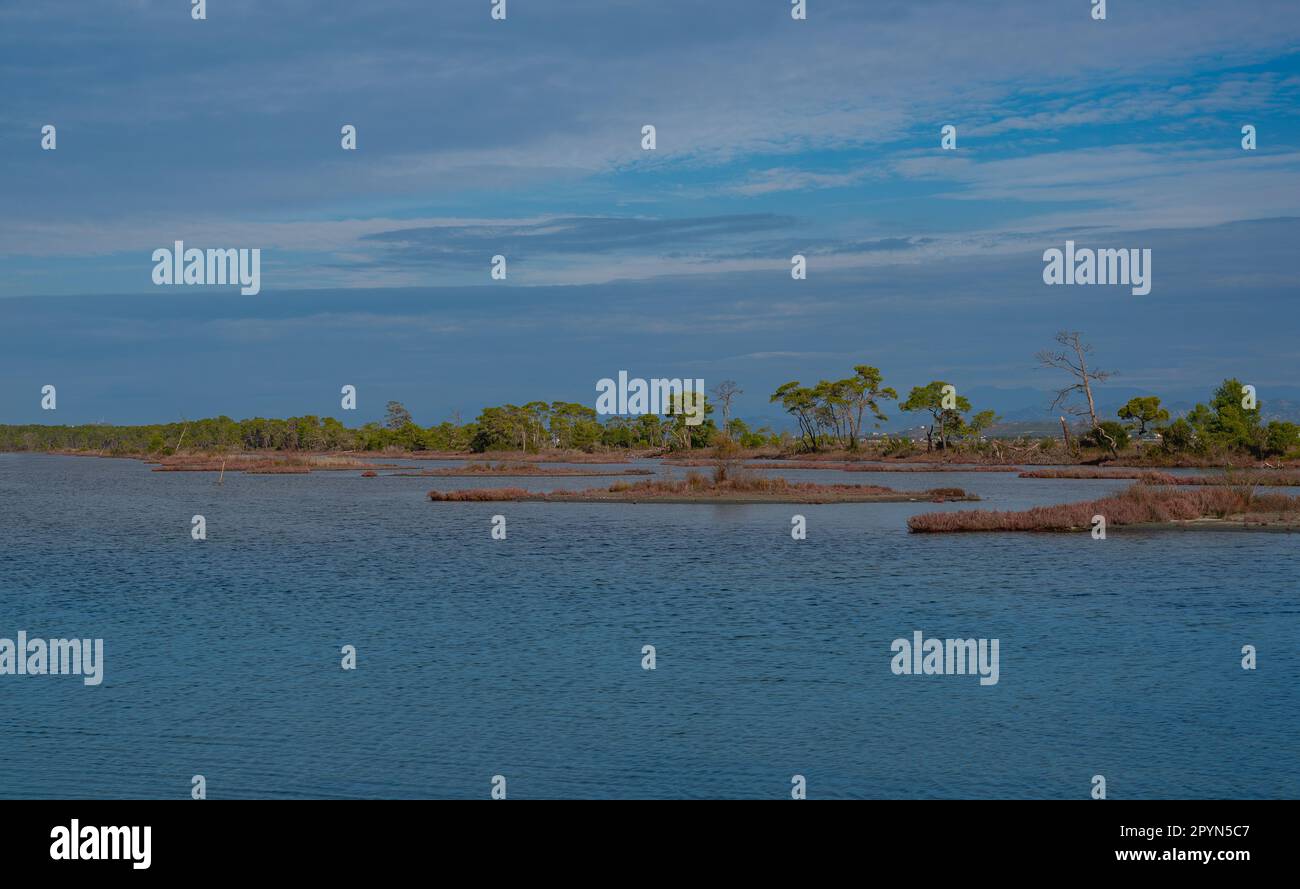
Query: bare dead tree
173 417 190 455
1037 331 1117 455
711 380 742 439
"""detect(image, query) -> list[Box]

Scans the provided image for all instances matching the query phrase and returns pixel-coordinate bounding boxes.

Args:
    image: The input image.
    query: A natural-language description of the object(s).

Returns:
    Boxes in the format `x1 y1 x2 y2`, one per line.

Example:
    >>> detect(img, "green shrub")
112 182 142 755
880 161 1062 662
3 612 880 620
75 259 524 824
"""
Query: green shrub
1160 418 1199 453
1264 421 1300 458
1083 421 1130 451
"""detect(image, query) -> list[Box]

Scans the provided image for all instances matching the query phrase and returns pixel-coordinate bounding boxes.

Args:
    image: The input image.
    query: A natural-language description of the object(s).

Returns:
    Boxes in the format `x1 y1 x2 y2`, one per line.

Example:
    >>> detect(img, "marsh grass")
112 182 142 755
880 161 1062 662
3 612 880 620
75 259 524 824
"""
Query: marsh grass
1019 467 1300 486
429 475 972 502
908 483 1300 532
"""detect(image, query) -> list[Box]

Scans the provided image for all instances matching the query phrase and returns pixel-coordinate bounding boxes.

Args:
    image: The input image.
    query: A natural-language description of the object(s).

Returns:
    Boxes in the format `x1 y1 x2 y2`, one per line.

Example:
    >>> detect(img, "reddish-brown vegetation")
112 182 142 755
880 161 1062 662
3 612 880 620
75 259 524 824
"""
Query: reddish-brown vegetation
605 474 900 495
430 472 975 504
397 462 652 478
1018 468 1300 486
908 484 1300 533
404 450 637 464
1018 467 1174 482
428 487 533 501
152 454 392 473
665 459 1015 472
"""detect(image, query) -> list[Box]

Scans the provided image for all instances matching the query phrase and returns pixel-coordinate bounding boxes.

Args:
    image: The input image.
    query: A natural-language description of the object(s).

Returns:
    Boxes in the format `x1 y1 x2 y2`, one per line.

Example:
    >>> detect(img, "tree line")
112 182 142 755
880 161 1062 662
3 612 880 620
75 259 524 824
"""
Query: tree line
1035 331 1298 458
1 335 1296 459
769 365 998 452
0 398 773 456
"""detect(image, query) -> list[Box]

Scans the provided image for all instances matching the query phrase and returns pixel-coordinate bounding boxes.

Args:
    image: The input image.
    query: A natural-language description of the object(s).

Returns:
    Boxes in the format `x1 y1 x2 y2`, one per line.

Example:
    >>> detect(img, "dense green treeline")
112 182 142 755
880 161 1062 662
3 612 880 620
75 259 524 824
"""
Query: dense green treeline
1 360 1296 460
1131 378 1299 459
0 398 777 456
768 365 999 453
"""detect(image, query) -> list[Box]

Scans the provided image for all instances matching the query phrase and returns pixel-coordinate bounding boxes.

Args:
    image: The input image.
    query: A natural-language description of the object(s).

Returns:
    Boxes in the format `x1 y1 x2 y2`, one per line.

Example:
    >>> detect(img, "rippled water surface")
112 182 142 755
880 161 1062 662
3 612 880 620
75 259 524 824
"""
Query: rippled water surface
1 454 1295 798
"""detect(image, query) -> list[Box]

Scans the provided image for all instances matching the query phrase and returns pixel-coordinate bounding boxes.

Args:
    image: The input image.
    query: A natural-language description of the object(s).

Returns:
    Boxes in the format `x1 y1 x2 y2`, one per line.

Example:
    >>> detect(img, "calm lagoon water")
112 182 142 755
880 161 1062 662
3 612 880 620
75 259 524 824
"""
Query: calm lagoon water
0 453 1295 799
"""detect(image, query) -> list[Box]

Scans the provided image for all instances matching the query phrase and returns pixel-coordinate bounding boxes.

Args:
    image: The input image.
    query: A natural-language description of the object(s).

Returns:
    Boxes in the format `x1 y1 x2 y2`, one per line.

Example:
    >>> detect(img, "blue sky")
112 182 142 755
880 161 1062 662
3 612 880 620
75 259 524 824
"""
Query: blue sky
1 0 1299 426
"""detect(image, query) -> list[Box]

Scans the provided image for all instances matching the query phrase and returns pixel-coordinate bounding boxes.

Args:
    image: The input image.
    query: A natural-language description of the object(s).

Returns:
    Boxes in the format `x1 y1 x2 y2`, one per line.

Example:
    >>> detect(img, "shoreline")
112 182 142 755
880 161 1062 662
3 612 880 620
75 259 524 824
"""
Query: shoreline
429 481 977 505
390 464 652 478
907 484 1300 533
428 492 977 504
909 517 1300 533
10 447 1300 475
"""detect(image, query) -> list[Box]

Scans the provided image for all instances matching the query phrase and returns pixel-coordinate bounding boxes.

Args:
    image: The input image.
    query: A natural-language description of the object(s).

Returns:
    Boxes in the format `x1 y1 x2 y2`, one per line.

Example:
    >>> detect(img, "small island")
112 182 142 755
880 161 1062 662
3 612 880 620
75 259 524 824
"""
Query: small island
908 484 1300 533
429 474 976 505
392 462 652 478
1017 467 1300 486
149 455 398 474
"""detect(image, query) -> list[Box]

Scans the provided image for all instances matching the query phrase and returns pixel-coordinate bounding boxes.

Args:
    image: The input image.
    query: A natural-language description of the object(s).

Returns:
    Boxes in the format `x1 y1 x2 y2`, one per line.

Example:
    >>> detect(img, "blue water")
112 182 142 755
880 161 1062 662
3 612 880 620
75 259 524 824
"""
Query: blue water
0 453 1295 799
